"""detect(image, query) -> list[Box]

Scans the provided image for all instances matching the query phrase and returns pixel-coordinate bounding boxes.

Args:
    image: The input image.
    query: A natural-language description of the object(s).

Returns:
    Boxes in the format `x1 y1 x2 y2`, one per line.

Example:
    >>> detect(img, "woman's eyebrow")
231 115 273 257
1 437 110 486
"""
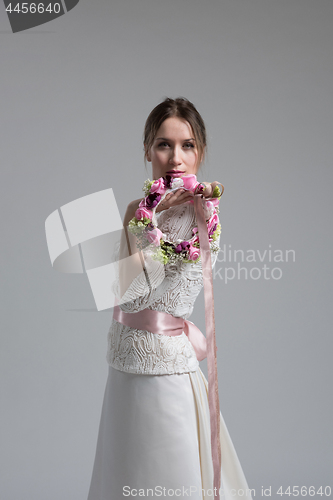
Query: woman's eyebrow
155 137 196 141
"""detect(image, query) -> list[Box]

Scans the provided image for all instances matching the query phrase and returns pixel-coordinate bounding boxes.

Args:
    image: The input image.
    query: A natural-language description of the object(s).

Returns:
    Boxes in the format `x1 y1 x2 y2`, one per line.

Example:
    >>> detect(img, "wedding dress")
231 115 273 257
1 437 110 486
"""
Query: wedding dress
87 202 253 500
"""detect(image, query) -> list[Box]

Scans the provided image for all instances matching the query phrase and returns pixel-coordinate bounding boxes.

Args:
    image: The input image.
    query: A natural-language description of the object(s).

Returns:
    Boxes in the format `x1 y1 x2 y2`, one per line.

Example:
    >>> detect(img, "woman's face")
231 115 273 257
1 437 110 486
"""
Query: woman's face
145 116 203 180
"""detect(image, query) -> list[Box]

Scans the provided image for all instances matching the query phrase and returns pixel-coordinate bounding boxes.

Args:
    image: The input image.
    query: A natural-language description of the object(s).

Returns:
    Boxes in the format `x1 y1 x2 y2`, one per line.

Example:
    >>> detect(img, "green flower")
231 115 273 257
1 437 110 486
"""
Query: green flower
128 216 152 234
152 246 169 265
212 223 221 241
212 185 222 198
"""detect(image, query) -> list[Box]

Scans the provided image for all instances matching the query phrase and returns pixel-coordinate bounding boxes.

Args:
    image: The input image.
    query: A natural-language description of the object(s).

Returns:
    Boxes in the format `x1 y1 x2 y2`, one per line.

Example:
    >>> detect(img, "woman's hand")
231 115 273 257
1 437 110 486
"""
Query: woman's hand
155 188 195 213
156 181 224 213
200 181 224 199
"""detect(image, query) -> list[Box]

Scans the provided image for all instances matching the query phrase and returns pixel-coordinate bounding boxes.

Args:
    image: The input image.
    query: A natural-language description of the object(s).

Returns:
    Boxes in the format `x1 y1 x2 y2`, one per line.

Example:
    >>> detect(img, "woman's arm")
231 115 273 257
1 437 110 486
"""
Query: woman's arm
118 190 193 296
119 198 146 298
118 181 224 297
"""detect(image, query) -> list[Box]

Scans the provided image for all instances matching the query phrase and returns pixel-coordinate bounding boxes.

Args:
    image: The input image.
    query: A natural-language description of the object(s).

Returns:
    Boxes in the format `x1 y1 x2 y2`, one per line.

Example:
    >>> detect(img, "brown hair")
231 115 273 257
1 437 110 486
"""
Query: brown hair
143 97 207 169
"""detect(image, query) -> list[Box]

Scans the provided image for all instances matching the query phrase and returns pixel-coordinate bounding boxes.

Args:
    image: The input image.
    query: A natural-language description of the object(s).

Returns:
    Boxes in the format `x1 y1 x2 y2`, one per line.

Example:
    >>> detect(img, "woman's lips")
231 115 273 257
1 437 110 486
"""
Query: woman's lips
166 170 185 177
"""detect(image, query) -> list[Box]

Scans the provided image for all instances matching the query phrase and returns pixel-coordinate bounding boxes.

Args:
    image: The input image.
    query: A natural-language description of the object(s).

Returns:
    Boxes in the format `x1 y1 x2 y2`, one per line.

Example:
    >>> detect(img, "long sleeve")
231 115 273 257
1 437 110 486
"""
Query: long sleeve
107 202 221 375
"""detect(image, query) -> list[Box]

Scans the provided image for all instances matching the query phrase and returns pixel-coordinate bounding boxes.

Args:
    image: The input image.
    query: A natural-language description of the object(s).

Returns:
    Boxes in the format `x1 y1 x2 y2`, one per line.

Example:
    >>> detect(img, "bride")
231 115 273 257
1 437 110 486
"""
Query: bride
87 97 253 500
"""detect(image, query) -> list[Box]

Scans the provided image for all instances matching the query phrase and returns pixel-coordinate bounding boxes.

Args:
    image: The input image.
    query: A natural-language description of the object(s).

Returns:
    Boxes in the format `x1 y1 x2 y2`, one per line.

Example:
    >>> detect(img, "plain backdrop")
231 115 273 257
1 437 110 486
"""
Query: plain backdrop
1 1 332 499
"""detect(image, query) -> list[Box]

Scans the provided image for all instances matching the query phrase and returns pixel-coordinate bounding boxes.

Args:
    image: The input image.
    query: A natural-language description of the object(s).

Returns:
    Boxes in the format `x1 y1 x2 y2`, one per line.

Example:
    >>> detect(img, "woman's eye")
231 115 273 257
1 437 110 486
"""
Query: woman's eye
157 142 194 149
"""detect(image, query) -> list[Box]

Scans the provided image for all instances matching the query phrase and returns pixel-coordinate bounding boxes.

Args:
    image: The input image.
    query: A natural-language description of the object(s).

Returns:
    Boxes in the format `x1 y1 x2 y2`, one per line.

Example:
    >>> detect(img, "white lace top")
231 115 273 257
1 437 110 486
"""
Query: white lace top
107 201 220 375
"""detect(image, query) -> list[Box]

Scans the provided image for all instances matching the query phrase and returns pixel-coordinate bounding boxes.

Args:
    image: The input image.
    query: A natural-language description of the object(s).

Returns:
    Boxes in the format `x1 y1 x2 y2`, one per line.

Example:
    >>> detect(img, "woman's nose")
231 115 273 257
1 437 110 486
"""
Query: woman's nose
169 147 182 165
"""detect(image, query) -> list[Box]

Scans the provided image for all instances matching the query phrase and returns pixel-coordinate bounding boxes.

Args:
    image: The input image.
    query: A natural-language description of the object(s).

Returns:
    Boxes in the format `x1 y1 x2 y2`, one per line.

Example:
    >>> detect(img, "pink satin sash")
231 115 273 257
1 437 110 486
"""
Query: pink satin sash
114 194 221 498
113 303 208 362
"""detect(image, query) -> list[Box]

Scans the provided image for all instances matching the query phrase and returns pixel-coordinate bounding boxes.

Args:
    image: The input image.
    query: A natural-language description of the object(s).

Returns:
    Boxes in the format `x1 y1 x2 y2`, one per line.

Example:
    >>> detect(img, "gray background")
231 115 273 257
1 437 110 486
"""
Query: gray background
1 0 332 499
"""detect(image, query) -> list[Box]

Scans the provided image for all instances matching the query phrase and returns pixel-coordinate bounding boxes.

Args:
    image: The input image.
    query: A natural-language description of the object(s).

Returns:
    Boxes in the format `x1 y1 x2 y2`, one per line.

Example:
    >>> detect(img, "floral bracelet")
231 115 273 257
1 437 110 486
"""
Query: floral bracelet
128 174 221 264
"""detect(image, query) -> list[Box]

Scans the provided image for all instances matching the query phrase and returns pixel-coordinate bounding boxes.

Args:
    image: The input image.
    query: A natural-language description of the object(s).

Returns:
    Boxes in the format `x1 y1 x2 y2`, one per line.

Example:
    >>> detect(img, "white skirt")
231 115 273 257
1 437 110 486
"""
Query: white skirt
87 366 253 500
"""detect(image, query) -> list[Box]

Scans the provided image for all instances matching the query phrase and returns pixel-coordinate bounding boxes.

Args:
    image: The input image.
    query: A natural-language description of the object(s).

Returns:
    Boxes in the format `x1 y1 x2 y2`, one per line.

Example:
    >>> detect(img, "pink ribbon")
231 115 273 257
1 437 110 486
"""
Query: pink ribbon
194 194 221 499
113 303 208 362
114 194 221 498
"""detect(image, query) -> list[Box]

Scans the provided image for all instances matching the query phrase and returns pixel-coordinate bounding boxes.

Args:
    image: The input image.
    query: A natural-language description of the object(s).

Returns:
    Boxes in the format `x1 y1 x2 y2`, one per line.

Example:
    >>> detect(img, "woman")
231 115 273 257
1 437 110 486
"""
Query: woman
87 98 253 500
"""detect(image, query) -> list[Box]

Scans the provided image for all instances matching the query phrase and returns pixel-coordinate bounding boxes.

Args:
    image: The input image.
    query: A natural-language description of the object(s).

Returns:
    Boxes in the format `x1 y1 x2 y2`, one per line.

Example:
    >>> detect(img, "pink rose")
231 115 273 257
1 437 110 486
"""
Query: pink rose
182 174 198 192
195 183 206 194
210 197 220 207
150 178 167 195
207 213 219 235
146 227 164 246
188 242 200 261
135 207 153 220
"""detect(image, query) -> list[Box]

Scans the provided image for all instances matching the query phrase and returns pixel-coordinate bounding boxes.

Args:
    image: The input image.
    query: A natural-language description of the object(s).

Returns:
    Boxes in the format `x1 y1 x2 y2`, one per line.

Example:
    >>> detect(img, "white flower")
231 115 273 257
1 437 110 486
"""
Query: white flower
170 178 184 189
142 179 153 196
203 200 214 219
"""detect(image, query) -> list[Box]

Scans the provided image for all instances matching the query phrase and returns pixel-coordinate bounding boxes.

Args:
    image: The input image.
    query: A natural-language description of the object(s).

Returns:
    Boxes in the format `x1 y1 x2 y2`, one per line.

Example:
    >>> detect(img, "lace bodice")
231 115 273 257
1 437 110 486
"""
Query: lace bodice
107 201 220 375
